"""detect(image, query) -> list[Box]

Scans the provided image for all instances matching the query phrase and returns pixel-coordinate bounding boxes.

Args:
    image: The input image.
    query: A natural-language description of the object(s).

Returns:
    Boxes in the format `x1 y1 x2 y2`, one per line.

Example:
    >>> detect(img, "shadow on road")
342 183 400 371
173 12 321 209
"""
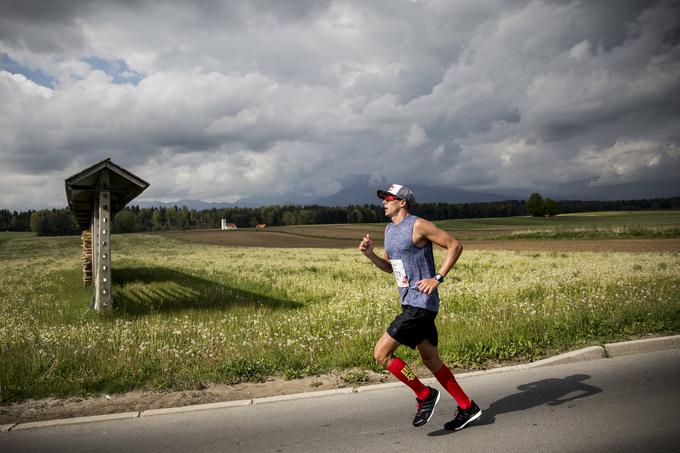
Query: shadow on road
428 374 602 436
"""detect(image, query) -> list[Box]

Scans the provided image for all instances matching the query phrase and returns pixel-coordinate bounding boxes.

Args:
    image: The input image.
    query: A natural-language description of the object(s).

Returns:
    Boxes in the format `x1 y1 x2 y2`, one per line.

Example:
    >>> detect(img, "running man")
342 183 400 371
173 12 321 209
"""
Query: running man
358 183 482 430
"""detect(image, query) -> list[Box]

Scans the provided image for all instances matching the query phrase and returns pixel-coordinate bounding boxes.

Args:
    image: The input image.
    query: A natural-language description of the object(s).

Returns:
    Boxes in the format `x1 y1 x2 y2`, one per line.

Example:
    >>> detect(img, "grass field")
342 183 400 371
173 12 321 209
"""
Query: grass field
1 213 679 403
436 210 680 240
0 231 35 247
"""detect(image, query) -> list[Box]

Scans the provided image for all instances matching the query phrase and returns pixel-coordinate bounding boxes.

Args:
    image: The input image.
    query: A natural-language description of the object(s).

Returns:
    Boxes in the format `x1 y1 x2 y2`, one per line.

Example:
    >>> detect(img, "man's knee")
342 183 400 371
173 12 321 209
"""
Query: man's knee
417 342 443 371
421 355 442 371
373 345 392 368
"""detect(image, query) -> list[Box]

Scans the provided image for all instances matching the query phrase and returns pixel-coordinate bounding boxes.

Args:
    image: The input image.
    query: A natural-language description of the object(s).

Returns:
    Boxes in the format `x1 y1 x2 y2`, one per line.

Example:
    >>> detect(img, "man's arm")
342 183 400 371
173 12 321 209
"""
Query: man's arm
359 233 393 273
413 219 463 294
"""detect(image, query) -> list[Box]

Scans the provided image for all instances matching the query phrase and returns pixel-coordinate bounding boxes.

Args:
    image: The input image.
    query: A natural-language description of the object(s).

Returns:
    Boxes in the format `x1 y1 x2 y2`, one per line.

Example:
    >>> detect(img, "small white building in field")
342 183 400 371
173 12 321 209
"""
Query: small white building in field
221 219 237 230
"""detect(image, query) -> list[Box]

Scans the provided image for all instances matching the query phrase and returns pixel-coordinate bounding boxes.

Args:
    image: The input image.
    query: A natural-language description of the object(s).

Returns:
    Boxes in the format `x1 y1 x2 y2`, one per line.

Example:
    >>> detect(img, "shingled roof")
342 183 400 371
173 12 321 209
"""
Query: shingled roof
65 158 150 229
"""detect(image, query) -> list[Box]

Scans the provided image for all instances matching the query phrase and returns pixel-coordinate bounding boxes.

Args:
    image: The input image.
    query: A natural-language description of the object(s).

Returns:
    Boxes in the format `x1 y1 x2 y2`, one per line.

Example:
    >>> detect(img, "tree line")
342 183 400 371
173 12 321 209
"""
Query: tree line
2 196 679 236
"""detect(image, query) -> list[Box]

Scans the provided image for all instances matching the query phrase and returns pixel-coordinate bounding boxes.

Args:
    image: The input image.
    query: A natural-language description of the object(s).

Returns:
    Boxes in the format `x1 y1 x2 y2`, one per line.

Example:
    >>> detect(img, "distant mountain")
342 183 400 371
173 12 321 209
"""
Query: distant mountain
133 195 319 209
129 177 679 210
234 193 319 207
133 199 236 209
314 183 521 206
449 178 680 203
543 177 680 201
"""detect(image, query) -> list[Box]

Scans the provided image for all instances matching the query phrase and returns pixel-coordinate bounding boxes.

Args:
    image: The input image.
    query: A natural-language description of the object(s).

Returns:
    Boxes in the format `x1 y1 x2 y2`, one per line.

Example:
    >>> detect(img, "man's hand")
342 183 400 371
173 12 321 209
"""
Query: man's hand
359 234 393 273
417 278 439 295
359 233 374 256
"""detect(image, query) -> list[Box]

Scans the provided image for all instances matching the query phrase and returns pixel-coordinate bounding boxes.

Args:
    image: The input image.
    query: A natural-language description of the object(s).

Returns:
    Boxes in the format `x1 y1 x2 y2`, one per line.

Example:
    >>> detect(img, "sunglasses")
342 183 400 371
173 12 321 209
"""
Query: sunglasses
383 194 402 202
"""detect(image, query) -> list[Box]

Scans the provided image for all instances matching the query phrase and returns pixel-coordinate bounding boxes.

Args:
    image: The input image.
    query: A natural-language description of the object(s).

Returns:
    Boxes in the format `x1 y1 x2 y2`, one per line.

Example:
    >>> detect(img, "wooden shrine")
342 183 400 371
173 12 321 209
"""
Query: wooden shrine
65 159 149 312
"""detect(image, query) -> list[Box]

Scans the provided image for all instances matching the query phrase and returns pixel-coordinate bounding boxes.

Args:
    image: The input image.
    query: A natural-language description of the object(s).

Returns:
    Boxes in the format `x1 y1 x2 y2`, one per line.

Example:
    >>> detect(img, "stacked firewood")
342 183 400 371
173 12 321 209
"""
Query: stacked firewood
82 229 93 286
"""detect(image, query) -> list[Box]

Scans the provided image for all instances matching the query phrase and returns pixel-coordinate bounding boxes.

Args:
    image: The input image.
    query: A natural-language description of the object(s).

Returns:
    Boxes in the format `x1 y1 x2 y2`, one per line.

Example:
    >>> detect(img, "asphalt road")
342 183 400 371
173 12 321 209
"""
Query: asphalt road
2 349 679 453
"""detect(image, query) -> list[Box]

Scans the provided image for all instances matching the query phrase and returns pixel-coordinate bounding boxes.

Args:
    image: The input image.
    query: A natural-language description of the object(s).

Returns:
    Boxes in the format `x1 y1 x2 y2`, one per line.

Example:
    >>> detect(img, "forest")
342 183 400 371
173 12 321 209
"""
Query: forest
2 196 679 236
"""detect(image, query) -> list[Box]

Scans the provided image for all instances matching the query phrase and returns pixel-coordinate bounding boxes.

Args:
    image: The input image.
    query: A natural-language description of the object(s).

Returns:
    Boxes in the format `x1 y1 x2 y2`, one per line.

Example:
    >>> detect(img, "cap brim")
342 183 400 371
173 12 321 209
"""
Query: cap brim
377 190 388 199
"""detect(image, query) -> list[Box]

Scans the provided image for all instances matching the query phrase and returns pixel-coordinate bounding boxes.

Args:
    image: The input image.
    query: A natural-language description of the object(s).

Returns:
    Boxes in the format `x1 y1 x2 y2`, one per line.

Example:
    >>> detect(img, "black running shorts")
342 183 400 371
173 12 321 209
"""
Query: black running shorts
387 304 438 349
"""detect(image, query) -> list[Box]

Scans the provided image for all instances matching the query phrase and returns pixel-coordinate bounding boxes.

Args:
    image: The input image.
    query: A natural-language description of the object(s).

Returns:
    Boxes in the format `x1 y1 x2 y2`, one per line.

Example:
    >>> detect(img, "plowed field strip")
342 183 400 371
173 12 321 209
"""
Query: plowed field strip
463 239 680 252
163 230 680 252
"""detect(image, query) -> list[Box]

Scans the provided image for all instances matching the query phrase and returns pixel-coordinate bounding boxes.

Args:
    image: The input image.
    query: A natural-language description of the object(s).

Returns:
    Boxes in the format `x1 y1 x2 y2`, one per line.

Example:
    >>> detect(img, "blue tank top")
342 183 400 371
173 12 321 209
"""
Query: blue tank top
384 214 439 312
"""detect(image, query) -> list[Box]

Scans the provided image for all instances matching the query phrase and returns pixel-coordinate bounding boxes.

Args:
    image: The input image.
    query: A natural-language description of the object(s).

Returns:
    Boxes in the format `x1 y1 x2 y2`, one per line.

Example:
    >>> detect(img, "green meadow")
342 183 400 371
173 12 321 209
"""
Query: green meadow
435 210 680 239
1 218 679 403
0 231 35 247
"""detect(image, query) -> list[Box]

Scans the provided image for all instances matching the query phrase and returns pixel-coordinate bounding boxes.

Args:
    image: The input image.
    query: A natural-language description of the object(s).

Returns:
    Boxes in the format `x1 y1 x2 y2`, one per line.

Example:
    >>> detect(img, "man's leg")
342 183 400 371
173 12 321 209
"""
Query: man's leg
375 332 439 427
417 340 482 430
374 332 430 400
417 340 472 409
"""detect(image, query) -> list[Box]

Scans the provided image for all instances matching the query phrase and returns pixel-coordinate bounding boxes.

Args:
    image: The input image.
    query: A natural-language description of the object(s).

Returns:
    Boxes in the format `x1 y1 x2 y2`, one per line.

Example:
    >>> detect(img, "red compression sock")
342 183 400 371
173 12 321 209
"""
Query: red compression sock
434 365 472 409
387 357 430 400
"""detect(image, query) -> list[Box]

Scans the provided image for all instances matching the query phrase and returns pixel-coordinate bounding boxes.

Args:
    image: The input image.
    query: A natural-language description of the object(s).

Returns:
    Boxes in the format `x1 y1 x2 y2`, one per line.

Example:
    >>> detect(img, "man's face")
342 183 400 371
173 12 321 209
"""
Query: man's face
383 195 404 217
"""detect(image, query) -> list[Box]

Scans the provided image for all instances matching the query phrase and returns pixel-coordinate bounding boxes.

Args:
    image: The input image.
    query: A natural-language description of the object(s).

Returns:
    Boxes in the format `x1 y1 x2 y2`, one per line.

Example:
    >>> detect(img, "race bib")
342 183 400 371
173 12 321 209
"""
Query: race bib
390 259 409 288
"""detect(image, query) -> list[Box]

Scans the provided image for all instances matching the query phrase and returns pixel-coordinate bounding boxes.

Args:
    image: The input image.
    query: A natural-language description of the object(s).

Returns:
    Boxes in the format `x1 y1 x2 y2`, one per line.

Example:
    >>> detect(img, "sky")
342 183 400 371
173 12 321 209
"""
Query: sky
1 0 679 210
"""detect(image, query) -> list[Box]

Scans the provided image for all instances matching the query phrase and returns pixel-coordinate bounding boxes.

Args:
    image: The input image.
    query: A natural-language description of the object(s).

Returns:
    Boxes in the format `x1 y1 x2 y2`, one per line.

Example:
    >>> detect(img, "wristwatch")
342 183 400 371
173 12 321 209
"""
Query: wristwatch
434 273 444 283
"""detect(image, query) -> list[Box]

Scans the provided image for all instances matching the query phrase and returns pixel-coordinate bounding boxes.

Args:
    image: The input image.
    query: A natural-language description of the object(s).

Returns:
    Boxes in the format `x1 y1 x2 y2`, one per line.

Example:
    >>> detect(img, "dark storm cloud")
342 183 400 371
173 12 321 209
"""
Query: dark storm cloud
0 0 94 23
0 0 105 53
247 0 332 22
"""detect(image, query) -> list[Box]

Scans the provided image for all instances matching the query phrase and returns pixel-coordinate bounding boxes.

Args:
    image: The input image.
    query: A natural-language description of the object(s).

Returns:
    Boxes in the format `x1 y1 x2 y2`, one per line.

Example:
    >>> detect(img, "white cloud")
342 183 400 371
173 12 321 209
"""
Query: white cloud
577 140 680 186
405 125 427 148
0 70 52 98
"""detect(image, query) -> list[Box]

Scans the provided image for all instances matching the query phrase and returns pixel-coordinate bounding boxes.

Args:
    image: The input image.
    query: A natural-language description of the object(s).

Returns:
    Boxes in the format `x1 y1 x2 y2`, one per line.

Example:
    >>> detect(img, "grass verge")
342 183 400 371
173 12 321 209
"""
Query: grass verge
1 233 678 403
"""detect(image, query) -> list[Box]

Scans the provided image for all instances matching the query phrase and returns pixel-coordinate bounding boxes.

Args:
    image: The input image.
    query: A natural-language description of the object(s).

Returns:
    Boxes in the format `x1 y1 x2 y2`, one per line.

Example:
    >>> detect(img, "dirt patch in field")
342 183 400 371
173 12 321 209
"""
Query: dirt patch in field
463 238 680 252
164 229 680 253
162 227 383 248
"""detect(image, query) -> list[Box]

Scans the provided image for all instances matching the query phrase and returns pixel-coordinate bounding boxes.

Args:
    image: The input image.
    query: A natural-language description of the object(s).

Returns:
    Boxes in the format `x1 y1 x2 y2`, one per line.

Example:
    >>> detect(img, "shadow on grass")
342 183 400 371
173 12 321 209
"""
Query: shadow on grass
428 374 602 436
111 266 301 316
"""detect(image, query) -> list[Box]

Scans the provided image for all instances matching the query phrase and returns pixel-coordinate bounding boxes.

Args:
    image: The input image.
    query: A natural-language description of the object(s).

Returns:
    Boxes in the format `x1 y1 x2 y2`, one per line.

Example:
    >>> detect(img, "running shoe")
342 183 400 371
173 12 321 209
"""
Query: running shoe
412 387 440 427
444 400 482 431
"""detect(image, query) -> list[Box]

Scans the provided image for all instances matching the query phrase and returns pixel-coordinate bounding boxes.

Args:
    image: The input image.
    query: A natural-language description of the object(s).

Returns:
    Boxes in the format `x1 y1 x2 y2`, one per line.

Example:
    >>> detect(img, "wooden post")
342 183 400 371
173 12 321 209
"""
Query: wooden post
91 195 99 307
82 229 92 286
93 170 112 312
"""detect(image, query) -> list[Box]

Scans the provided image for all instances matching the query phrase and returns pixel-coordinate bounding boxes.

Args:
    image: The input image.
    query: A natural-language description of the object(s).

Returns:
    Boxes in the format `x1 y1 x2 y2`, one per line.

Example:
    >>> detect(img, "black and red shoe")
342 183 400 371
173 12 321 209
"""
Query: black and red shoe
412 387 440 427
444 400 482 431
